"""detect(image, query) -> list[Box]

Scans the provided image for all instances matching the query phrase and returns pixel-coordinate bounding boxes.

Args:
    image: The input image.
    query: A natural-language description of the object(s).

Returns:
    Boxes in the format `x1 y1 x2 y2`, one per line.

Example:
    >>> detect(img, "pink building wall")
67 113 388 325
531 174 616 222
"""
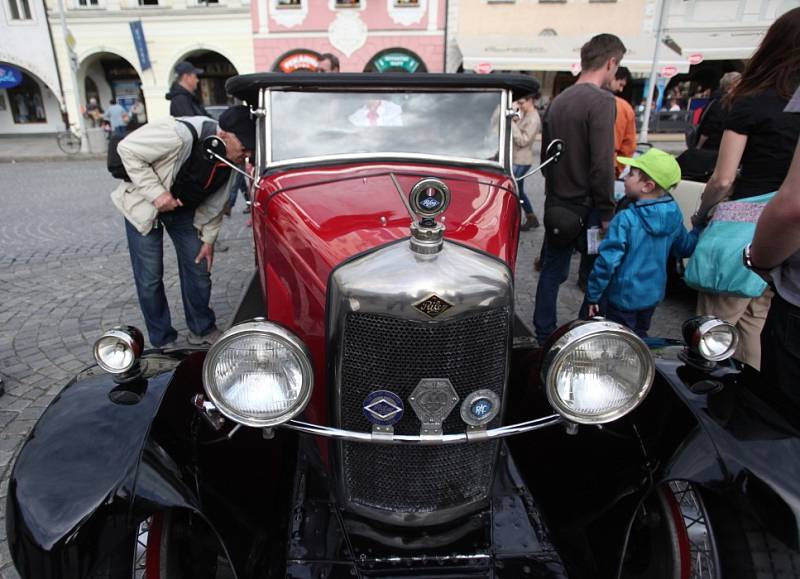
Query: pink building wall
251 0 446 73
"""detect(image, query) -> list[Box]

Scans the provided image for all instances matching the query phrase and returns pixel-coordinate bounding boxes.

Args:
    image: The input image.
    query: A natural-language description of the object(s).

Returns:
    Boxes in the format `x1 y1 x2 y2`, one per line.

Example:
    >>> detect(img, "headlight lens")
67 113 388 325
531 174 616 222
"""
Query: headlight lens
543 321 654 424
682 317 739 362
93 326 144 374
202 321 314 427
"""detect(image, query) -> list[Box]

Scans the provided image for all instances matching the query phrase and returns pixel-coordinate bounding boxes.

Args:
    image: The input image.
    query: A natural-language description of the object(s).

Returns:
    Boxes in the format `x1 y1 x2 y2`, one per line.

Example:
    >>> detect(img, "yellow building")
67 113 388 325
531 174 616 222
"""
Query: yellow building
47 0 255 131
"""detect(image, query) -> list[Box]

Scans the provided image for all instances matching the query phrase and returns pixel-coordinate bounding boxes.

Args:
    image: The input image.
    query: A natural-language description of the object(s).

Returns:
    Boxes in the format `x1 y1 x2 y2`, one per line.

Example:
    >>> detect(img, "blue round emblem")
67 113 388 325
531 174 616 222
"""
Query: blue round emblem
362 390 405 426
470 398 493 420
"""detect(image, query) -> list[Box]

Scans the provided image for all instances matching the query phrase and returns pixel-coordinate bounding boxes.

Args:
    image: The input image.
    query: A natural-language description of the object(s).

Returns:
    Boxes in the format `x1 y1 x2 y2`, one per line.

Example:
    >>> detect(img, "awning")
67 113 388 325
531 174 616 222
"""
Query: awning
666 29 764 61
457 34 690 74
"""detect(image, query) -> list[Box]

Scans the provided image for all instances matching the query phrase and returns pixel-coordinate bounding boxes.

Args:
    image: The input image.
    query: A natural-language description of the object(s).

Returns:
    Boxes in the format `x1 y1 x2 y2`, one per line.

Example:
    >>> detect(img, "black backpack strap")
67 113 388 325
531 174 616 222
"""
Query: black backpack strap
175 118 199 148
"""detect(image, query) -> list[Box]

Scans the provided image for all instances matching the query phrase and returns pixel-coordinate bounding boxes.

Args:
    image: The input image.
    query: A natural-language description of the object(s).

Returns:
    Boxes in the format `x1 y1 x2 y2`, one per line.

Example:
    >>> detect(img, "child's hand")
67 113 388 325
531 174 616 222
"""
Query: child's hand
588 304 600 318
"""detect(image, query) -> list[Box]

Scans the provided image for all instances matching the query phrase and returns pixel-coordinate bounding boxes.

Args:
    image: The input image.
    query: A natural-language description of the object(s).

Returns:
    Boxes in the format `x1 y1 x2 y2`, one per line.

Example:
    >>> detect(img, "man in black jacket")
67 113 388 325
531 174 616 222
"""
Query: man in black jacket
166 61 210 117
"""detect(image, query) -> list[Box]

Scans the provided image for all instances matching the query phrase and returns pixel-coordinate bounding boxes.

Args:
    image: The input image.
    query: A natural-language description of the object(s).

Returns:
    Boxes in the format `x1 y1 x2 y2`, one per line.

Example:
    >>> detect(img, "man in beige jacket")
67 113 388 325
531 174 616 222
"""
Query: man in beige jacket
111 105 253 348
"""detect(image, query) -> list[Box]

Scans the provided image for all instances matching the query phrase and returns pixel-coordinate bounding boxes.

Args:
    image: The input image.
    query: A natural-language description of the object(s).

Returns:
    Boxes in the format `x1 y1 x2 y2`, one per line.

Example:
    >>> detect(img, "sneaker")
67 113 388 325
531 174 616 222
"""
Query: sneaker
187 327 222 346
155 338 179 349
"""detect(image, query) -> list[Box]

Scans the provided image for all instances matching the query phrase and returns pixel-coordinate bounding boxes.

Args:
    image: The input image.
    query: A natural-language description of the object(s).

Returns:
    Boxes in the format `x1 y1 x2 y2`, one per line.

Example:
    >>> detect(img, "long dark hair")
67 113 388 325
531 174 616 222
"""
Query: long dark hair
725 6 800 106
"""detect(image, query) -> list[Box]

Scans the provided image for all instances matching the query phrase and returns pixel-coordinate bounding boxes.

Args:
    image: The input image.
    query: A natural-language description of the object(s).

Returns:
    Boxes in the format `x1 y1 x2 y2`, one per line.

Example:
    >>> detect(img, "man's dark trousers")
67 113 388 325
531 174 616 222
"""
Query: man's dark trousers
125 209 216 347
761 292 800 411
533 235 580 344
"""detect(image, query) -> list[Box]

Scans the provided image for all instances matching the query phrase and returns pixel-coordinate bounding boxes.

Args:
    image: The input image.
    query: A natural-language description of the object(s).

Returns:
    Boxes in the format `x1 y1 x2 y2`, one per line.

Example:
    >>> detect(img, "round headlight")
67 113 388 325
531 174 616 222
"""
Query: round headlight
202 321 314 427
682 317 739 362
542 321 654 425
93 326 144 374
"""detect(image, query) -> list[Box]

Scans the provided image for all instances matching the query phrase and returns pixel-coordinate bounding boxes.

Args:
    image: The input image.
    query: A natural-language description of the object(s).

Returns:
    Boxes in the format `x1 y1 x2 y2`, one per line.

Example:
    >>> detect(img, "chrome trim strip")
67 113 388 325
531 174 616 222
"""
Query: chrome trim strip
282 414 562 444
264 88 272 172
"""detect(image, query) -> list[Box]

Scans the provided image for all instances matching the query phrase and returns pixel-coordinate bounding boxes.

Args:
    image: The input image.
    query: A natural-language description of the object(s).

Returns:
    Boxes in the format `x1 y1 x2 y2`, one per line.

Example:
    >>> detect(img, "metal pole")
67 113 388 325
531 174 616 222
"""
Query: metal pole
56 0 89 153
639 0 669 144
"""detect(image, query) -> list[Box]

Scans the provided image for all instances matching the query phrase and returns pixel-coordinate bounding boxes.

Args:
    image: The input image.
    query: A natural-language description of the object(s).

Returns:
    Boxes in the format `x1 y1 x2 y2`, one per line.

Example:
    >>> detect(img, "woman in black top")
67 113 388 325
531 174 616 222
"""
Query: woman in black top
693 6 800 370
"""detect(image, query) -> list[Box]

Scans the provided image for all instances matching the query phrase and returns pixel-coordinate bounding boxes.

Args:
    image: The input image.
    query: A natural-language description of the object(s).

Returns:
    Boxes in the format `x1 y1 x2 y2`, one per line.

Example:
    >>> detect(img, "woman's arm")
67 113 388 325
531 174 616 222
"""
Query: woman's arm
692 129 748 224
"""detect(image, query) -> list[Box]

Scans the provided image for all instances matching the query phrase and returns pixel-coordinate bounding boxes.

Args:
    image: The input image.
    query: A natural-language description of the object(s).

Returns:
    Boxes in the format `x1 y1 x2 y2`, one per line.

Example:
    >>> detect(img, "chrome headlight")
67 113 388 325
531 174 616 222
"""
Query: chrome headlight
682 316 739 362
93 326 144 374
202 320 314 427
542 321 655 424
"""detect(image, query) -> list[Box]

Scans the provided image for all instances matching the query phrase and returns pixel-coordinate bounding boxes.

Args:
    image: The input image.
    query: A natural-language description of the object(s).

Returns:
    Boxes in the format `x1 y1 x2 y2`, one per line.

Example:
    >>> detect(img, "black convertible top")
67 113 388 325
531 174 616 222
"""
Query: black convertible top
226 73 540 104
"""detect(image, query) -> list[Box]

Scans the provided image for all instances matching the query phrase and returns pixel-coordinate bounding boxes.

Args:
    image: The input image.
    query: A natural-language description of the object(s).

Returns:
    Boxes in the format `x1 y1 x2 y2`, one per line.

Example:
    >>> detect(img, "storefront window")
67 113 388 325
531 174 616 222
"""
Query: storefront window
335 0 360 7
8 74 46 124
276 0 301 6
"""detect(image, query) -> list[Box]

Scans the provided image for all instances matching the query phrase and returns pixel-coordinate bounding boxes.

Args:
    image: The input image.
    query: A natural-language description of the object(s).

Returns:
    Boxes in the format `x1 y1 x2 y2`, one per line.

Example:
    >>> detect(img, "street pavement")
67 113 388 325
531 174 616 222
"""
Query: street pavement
0 159 695 577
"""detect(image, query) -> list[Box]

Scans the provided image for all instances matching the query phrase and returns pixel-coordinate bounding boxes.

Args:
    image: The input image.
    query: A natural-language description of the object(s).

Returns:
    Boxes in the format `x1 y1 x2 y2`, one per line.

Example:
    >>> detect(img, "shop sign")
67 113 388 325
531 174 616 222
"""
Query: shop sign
0 65 23 90
278 51 320 73
660 65 678 78
688 53 704 66
474 62 493 75
373 52 421 73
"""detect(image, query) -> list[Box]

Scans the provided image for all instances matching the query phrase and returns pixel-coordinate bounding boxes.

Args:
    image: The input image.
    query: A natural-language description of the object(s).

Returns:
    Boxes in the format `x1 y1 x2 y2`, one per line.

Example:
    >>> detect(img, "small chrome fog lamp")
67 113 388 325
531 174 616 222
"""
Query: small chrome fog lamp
93 326 144 375
202 320 314 428
682 316 739 363
541 320 655 425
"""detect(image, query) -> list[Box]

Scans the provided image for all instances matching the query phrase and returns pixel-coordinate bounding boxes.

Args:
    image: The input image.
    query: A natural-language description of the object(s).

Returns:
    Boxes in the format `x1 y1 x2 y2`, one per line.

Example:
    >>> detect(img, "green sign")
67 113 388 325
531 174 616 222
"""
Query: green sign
373 52 420 73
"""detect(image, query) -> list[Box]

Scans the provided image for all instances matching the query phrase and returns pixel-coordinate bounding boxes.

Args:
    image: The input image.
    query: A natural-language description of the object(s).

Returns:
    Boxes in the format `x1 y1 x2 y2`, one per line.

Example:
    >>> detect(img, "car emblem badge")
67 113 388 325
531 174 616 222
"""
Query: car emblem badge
413 294 453 318
409 378 459 436
460 389 501 427
362 390 404 426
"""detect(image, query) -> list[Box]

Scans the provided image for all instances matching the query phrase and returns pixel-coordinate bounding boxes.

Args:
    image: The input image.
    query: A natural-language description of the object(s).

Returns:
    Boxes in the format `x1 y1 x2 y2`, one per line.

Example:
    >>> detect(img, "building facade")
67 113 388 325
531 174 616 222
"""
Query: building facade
450 0 798 101
0 0 64 134
252 0 447 74
46 0 255 132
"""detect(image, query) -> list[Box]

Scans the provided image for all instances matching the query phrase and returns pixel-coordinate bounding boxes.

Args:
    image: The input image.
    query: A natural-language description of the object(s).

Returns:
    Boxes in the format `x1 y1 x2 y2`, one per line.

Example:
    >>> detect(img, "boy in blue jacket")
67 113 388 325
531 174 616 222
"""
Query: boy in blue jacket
586 148 699 338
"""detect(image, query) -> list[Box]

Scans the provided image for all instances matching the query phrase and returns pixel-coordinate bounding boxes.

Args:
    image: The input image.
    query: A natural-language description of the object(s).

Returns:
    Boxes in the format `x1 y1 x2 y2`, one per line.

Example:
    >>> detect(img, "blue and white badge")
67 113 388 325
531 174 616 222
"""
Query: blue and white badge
362 390 405 426
460 389 501 427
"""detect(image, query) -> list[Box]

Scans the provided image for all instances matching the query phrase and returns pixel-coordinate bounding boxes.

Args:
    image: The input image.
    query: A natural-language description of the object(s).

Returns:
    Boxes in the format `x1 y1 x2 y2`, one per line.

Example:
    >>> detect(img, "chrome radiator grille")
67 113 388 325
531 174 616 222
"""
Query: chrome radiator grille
338 307 510 515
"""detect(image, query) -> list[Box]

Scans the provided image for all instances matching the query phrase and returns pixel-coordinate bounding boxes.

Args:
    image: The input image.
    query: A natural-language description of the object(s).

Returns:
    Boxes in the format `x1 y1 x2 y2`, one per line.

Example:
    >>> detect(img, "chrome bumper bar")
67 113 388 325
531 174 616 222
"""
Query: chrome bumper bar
282 414 563 444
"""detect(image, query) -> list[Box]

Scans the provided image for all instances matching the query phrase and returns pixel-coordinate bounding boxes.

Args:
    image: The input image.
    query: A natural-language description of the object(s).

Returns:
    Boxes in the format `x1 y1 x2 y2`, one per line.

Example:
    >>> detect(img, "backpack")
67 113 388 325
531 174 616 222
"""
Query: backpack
108 120 231 209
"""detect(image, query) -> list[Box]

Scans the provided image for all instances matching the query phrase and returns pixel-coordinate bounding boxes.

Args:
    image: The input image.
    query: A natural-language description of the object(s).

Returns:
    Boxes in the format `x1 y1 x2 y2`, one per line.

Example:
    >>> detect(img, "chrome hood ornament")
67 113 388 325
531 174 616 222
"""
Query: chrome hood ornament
409 378 459 438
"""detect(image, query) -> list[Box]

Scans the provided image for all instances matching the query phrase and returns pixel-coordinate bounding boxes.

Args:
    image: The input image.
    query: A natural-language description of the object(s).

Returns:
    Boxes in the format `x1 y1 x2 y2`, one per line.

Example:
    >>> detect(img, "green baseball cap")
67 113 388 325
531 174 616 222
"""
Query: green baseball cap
618 148 682 191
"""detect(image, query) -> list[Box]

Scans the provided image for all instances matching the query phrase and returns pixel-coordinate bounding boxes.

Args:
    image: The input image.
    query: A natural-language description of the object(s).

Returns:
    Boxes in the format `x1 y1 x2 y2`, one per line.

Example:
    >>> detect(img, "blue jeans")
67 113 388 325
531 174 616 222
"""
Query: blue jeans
605 303 655 339
125 210 216 347
533 236 579 344
228 173 246 208
513 164 534 215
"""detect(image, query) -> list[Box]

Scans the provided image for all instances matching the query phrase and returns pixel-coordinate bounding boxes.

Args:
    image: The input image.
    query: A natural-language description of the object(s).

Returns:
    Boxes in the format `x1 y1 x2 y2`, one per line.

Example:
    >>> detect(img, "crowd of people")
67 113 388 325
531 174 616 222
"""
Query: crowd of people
530 8 799 407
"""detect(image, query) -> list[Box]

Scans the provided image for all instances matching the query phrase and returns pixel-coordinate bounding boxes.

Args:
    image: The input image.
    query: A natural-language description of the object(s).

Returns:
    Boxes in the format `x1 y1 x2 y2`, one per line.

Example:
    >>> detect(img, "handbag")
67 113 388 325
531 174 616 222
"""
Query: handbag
684 192 775 298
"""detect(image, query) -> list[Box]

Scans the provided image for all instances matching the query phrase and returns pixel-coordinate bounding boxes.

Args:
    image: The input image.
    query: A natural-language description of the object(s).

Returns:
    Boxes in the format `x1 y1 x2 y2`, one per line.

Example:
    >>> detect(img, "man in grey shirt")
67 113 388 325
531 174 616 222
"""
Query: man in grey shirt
104 98 128 137
749 85 800 408
533 33 625 344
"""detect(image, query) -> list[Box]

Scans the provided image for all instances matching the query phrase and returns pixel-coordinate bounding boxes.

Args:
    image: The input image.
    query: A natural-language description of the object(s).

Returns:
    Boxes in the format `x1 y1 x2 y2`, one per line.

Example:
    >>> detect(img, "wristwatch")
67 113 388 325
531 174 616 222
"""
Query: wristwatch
742 243 771 274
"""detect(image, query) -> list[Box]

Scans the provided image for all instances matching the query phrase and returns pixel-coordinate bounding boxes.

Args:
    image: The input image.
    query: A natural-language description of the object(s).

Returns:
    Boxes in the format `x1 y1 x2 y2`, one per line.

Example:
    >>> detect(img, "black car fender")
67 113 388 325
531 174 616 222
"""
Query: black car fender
629 342 800 552
6 353 242 579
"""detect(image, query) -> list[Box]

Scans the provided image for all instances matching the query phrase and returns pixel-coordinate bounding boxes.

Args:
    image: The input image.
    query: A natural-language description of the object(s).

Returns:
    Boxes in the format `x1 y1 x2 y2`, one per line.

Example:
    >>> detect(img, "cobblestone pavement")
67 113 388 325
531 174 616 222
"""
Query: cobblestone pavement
0 160 694 577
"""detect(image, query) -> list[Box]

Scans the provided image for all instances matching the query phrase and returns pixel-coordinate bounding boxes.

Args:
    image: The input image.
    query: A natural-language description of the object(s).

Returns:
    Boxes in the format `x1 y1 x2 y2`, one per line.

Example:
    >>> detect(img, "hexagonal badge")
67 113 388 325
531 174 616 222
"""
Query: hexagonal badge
413 294 453 318
409 378 459 428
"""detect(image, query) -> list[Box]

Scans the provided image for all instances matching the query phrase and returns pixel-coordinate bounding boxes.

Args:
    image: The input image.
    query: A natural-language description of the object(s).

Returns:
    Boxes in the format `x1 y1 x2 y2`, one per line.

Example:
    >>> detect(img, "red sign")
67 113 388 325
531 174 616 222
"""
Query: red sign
277 51 320 73
660 65 679 78
474 62 493 74
688 53 704 66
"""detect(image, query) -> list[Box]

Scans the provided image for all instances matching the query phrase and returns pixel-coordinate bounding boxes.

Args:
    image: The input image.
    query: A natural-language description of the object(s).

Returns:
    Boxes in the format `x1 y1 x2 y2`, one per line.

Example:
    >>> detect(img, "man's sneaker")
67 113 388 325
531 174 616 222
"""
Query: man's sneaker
187 327 222 346
155 338 179 349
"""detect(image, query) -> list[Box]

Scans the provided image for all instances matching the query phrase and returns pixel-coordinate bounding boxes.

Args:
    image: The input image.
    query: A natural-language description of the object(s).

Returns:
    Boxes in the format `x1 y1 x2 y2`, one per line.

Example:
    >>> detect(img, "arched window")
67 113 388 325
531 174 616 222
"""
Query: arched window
8 73 46 124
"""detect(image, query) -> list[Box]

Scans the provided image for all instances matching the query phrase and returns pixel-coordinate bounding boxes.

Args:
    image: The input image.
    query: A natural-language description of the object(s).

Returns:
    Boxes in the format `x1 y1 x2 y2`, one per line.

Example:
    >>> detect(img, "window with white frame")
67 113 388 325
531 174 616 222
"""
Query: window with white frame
7 0 32 19
335 0 360 7
76 0 100 7
275 0 301 7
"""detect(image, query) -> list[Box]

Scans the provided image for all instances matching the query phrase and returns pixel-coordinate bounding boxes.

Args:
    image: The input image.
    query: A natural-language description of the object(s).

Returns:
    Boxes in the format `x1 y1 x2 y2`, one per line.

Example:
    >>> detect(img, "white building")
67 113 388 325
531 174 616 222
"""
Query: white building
0 0 65 134
46 0 255 133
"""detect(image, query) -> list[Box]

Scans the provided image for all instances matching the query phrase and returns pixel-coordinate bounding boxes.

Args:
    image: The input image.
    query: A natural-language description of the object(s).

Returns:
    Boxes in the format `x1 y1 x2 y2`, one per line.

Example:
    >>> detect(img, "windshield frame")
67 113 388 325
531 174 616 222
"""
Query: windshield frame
260 87 512 173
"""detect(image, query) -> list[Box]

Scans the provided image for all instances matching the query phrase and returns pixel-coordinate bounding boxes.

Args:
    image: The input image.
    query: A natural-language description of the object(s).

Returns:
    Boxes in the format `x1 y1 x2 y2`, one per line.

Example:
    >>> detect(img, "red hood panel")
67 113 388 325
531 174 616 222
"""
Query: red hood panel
251 163 519 429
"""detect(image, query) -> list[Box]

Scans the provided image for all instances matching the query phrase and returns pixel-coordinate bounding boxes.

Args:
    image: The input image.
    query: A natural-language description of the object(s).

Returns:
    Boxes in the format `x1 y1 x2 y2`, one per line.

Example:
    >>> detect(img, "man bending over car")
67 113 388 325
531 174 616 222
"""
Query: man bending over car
110 105 254 348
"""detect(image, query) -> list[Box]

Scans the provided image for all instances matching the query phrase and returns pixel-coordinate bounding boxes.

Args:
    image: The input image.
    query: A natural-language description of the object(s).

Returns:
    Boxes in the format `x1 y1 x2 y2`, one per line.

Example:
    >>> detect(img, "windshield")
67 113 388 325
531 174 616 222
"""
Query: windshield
269 90 503 164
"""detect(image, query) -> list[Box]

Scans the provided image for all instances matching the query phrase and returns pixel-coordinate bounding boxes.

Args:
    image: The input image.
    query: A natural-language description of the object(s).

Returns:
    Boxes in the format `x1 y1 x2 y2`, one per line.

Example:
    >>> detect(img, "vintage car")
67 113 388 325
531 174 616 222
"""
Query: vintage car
7 74 800 579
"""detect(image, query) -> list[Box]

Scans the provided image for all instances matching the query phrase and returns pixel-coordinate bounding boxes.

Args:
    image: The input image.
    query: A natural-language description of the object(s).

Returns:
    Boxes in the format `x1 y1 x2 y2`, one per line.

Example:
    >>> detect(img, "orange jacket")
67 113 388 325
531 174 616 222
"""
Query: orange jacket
614 97 637 177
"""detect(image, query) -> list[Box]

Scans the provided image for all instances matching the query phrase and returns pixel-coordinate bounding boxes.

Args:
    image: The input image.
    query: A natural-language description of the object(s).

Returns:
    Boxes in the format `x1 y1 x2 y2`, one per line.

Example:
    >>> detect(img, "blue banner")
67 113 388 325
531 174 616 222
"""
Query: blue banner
129 21 151 71
0 65 23 89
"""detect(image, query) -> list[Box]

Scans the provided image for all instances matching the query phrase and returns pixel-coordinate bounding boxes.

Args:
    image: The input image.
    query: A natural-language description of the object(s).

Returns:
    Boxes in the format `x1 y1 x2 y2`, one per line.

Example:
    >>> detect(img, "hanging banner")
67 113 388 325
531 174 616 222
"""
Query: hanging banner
129 21 151 71
0 65 23 89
